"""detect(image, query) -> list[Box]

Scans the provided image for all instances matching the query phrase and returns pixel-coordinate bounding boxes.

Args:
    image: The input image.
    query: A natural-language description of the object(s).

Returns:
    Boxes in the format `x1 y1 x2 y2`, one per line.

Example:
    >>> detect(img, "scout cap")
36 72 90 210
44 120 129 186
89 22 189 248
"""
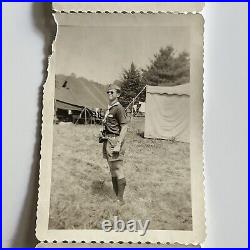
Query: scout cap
107 83 121 93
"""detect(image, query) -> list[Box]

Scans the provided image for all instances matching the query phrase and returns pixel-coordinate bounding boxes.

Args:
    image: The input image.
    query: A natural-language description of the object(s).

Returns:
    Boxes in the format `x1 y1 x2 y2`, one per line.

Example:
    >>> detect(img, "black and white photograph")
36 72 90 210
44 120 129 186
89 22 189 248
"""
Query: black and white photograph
36 13 205 244
3 2 248 248
50 17 191 231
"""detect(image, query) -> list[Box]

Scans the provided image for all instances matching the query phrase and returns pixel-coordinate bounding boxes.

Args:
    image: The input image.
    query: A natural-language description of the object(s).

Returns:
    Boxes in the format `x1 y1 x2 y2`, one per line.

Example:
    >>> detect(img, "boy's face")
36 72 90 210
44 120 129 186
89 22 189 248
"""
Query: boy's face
107 89 120 102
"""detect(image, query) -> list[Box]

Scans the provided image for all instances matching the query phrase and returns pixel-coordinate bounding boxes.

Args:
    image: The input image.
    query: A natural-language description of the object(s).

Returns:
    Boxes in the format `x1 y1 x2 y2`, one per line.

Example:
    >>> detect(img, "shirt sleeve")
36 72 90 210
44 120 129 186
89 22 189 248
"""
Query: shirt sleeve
115 105 128 125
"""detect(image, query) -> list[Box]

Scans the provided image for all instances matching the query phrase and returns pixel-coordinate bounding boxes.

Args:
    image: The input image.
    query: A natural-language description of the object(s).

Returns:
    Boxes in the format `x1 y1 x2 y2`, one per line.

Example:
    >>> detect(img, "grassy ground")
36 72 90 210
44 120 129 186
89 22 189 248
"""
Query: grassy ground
49 117 192 230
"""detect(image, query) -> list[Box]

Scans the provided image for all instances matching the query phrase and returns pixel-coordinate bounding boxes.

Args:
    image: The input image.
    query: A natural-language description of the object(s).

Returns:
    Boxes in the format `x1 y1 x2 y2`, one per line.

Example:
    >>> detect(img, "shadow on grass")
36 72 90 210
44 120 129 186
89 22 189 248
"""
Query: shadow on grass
91 180 114 200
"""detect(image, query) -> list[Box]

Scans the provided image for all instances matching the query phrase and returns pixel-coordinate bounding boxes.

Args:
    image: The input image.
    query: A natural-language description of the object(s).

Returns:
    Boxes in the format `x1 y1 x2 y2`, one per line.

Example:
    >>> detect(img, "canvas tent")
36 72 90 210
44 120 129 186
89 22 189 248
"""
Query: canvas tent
54 75 108 122
55 75 108 110
144 84 190 143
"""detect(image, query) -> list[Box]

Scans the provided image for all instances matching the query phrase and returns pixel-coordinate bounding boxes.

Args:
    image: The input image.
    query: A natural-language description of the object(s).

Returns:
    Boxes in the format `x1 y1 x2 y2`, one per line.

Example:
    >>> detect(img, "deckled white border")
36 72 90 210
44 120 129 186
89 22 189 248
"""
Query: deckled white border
36 13 205 244
36 242 200 248
52 2 205 13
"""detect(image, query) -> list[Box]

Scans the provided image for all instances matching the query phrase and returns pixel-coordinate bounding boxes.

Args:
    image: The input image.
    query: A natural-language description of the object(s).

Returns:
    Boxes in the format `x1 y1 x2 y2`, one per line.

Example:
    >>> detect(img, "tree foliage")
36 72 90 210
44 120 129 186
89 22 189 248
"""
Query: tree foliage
118 46 190 106
119 62 143 107
142 46 190 86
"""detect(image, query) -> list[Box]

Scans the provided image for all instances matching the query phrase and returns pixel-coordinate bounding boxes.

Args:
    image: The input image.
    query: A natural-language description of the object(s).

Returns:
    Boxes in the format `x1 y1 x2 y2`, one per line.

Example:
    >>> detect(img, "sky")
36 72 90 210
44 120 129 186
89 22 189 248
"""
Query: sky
55 25 190 85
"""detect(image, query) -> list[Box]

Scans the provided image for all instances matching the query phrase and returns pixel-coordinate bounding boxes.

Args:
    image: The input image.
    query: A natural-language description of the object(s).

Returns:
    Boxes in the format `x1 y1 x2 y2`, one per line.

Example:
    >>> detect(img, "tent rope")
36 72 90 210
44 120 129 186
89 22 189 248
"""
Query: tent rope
125 85 146 111
74 107 85 125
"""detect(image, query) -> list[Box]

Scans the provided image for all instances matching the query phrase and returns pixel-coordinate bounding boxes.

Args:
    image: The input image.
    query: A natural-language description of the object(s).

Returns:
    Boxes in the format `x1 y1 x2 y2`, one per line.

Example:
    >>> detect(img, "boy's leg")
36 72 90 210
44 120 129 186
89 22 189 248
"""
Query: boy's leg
108 161 118 196
112 177 118 196
111 161 126 203
117 178 126 203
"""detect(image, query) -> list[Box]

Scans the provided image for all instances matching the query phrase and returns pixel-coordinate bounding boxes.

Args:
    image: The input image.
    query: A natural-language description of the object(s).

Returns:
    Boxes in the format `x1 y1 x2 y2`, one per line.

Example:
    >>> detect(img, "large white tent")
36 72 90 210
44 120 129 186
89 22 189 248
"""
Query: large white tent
144 84 190 143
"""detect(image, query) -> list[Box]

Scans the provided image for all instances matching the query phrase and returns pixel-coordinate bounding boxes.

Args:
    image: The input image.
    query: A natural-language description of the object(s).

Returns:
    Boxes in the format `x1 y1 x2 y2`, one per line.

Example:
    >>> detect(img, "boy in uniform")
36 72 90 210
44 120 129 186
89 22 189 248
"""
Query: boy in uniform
99 84 129 205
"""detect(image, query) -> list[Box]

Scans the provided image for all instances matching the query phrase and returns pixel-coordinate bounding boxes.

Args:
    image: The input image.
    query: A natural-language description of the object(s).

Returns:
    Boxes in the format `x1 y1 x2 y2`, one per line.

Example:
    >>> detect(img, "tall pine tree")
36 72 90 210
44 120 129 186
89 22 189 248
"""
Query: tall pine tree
142 46 190 87
119 62 143 107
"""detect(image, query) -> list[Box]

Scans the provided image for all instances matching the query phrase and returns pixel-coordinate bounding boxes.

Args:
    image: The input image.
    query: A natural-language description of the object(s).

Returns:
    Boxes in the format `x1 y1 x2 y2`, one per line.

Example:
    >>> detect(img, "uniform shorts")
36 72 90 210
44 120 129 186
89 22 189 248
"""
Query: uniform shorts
103 136 126 162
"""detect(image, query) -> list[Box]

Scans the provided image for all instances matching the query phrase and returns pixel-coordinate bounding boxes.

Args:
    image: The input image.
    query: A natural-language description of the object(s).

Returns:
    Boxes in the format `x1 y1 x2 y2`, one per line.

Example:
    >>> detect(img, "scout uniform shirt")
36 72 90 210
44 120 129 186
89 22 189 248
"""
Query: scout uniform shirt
102 102 128 161
103 102 128 136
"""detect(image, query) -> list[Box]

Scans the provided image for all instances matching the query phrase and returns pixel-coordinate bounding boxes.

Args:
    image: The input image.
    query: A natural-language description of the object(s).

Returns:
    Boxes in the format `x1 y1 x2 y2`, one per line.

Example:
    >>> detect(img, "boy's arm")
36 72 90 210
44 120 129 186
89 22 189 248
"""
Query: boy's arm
112 106 129 153
118 124 128 145
112 124 128 152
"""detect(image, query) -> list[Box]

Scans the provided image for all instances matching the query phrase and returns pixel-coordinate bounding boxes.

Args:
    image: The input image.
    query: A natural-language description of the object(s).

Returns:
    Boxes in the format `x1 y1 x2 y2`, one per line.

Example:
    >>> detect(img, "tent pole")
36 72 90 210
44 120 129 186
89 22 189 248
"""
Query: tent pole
54 100 58 123
84 107 87 124
75 107 84 125
86 109 92 125
125 85 146 111
131 98 134 121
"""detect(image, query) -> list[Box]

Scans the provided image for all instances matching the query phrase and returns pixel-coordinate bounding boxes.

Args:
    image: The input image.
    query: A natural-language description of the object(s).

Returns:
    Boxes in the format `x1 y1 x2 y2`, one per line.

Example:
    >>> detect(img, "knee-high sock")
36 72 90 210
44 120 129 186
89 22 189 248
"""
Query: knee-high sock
117 178 126 201
112 177 118 196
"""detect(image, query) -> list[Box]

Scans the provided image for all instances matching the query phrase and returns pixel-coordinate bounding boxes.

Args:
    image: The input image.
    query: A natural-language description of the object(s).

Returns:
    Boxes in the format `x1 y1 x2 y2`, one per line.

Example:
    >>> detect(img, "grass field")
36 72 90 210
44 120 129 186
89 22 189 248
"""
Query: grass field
49 117 192 230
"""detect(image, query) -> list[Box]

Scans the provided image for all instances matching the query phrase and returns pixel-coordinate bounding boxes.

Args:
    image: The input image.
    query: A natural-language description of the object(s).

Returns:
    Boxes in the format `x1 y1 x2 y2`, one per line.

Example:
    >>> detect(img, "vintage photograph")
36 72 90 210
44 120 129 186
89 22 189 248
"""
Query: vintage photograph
50 15 191 231
37 13 205 244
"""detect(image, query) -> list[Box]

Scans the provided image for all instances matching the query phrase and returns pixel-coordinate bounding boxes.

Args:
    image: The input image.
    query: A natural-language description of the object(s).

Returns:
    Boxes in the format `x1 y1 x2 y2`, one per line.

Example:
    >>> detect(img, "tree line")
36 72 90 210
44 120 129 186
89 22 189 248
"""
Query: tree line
117 46 190 108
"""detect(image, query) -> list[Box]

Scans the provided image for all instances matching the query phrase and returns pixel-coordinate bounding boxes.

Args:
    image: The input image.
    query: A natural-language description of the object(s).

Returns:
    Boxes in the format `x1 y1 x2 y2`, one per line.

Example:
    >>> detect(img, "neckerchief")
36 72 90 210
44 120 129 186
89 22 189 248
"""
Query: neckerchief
103 101 120 124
